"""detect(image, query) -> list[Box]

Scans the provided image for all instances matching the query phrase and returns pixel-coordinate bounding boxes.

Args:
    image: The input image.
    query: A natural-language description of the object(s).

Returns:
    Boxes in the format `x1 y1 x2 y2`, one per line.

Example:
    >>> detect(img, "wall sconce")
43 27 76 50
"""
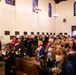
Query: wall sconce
52 13 59 19
33 6 41 13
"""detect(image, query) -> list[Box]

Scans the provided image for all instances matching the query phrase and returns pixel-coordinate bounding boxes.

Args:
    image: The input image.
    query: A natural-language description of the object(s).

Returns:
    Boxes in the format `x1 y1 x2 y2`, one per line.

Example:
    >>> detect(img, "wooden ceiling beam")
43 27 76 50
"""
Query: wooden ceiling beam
54 0 67 4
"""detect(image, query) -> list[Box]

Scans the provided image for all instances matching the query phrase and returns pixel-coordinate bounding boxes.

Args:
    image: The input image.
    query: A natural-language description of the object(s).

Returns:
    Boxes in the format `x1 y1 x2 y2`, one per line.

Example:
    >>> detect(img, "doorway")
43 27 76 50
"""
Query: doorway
71 26 76 36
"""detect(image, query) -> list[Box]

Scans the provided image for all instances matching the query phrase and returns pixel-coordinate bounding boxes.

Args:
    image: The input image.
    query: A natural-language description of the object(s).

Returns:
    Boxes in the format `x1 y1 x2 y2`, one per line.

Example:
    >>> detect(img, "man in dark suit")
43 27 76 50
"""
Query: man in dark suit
22 35 28 48
15 38 24 58
27 35 32 56
3 43 16 75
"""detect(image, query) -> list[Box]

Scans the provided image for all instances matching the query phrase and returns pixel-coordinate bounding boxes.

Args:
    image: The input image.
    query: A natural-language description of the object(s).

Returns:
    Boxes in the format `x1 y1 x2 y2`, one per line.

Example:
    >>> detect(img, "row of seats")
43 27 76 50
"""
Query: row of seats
16 58 39 75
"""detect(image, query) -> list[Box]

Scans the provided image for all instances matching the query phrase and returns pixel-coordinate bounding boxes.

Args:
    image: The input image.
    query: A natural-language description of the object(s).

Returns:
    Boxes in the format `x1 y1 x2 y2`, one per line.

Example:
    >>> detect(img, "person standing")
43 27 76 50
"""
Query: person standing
35 40 45 61
3 43 16 75
67 40 76 75
15 38 24 58
49 47 75 75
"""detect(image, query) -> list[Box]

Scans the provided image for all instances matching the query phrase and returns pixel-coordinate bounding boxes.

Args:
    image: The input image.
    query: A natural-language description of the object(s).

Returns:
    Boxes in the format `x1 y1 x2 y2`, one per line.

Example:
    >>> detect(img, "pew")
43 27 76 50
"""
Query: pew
16 71 27 75
16 58 27 75
16 58 21 71
16 57 39 75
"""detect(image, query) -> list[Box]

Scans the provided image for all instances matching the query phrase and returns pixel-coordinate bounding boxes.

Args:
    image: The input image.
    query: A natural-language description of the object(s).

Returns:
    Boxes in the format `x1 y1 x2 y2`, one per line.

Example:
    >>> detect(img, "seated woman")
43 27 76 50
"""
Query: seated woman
49 47 75 75
35 40 45 61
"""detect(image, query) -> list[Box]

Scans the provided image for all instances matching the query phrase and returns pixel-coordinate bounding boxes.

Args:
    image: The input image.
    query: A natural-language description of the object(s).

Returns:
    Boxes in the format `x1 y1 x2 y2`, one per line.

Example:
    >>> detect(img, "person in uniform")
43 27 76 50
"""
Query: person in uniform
3 43 16 75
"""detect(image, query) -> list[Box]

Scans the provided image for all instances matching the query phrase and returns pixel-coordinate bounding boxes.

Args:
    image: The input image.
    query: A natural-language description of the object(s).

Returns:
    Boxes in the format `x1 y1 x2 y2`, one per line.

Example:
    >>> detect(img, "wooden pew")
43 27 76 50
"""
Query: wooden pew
16 71 27 75
16 57 39 75
16 58 21 71
16 58 27 75
19 58 39 75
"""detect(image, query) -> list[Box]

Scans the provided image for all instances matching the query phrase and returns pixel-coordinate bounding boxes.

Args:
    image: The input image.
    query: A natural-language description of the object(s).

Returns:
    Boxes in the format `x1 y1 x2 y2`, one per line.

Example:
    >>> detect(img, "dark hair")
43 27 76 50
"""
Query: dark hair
69 41 76 51
72 42 76 51
56 35 60 39
5 43 12 49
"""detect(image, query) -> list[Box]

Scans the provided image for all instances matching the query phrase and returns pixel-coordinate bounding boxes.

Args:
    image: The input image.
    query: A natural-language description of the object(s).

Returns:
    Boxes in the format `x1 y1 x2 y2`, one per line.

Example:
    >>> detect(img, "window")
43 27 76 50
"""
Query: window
31 32 34 35
46 32 49 35
71 26 76 36
24 32 27 35
5 0 15 5
48 3 52 17
50 33 52 35
64 33 67 35
37 32 40 35
42 32 44 35
32 0 38 13
5 31 10 35
15 31 19 35
10 36 15 40
74 1 76 16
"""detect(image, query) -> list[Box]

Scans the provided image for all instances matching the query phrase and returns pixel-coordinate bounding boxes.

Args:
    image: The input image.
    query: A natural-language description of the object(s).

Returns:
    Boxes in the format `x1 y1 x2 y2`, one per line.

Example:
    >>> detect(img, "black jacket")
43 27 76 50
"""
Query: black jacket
4 50 16 75
15 41 24 57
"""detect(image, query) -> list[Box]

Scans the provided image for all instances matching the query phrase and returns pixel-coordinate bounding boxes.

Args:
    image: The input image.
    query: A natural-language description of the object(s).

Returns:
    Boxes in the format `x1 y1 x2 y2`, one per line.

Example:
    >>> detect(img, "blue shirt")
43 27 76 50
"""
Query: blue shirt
39 46 45 60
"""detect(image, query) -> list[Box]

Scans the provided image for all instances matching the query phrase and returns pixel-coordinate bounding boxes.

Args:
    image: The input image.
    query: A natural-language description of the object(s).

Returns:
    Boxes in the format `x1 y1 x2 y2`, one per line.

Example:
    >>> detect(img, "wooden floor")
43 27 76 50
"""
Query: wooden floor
0 61 5 75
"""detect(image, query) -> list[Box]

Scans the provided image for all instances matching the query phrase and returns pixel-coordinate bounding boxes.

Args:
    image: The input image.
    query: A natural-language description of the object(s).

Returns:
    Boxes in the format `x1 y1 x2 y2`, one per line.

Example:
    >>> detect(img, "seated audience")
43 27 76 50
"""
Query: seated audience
1 34 76 75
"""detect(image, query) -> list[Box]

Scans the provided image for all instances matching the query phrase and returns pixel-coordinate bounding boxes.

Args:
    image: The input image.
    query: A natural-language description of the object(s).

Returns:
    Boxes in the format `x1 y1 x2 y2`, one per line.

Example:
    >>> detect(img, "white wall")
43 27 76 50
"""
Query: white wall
1 0 76 43
55 0 76 35
0 0 55 43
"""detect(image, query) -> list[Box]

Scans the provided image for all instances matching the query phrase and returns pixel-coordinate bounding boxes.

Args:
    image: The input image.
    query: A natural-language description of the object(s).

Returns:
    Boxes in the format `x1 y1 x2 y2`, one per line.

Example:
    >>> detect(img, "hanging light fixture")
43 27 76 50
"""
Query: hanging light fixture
52 13 59 19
